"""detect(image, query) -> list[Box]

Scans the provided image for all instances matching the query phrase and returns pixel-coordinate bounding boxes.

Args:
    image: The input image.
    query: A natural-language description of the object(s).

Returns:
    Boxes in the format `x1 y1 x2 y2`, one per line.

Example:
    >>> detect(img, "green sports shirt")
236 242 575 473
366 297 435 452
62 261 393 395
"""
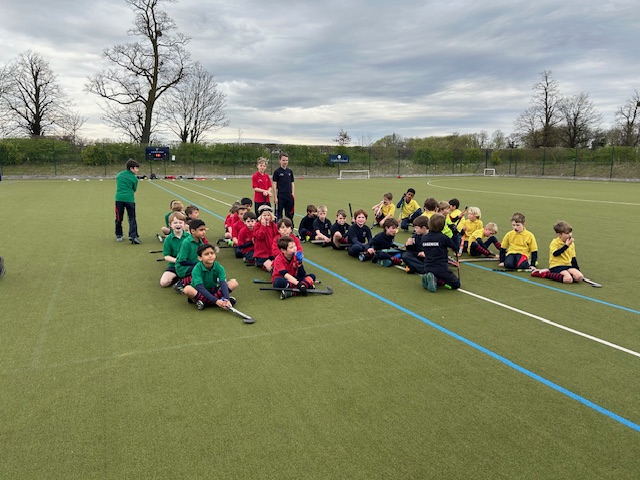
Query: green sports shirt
114 169 138 203
190 261 227 290
175 236 204 278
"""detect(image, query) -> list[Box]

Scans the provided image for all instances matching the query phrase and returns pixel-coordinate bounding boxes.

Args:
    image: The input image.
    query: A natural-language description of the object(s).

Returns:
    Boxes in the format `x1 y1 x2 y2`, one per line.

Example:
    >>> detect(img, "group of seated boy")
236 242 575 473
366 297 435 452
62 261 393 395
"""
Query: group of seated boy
156 187 585 308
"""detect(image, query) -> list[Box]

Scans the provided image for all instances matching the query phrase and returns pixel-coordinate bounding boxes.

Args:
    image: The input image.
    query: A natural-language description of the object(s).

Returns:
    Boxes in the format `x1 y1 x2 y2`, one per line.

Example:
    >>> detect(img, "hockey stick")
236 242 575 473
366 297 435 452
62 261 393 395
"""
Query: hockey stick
156 257 165 262
253 278 321 284
259 286 333 295
149 249 163 254
459 256 499 262
492 268 534 272
348 203 353 220
583 277 602 288
226 306 255 324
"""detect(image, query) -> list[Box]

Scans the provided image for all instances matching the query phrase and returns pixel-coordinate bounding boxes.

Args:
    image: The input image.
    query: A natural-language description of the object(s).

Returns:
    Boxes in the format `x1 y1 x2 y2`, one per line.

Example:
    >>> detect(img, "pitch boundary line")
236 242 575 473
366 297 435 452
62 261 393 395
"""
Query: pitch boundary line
458 289 640 358
426 180 640 206
303 259 640 432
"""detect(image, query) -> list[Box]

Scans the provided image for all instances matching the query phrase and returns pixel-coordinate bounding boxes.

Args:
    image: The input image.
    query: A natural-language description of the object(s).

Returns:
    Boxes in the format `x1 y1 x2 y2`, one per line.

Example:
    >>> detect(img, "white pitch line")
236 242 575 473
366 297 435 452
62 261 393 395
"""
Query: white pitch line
458 288 640 358
162 180 232 207
426 180 640 207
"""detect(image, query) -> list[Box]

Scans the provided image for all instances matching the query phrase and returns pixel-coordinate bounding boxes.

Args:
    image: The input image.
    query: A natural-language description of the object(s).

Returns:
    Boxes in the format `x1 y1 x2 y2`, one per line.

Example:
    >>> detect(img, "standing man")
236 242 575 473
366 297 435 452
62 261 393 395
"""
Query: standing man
272 153 295 227
115 158 141 244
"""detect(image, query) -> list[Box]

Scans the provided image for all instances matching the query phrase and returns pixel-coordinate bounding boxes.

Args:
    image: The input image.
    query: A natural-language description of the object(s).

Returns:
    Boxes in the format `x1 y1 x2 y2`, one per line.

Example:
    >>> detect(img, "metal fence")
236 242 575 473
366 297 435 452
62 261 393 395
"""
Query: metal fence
1 142 639 180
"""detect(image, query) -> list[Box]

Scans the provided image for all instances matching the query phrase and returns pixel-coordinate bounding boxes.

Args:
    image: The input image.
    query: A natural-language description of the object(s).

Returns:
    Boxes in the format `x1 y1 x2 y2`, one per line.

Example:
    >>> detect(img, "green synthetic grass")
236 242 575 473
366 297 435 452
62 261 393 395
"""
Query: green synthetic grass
1 176 639 479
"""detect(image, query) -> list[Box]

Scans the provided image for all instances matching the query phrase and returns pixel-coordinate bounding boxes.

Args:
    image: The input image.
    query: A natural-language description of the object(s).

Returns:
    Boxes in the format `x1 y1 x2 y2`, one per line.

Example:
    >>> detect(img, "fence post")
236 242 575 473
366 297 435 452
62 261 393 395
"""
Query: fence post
610 146 614 179
542 147 546 176
574 146 578 177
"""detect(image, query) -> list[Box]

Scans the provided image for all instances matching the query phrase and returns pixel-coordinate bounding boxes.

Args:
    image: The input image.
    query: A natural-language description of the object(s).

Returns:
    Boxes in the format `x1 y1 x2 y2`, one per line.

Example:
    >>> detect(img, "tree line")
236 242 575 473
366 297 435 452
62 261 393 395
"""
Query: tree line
1 1 639 151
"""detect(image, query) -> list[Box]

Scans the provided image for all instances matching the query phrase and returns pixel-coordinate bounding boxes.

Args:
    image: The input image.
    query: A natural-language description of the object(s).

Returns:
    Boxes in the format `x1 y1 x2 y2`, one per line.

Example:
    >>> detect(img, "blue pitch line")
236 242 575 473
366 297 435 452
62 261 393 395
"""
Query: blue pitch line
467 263 640 316
150 180 639 432
304 258 640 433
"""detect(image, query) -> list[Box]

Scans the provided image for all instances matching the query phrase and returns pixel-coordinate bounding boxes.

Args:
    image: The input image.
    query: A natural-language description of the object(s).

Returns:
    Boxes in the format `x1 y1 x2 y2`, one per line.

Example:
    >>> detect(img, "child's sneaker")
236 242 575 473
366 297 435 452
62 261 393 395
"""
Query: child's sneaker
229 296 237 306
358 252 367 262
196 300 205 310
280 290 294 300
116 236 123 242
422 272 437 292
157 234 164 243
173 281 185 294
377 259 392 267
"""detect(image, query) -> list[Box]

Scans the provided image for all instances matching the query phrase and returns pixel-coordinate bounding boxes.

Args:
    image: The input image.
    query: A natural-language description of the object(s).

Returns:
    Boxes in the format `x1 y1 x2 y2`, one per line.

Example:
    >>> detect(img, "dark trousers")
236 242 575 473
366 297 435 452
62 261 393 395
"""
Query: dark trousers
115 201 138 238
276 196 295 227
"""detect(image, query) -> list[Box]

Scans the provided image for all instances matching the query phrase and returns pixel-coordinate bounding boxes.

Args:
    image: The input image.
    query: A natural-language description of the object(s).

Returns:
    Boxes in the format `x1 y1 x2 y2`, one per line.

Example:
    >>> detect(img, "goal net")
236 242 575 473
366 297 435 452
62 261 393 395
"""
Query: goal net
338 169 370 180
483 168 497 176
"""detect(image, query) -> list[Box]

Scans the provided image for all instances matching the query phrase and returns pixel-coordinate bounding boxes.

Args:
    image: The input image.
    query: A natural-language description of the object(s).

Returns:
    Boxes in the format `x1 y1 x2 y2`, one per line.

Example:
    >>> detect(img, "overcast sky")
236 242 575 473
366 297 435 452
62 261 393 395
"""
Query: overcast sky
1 0 638 145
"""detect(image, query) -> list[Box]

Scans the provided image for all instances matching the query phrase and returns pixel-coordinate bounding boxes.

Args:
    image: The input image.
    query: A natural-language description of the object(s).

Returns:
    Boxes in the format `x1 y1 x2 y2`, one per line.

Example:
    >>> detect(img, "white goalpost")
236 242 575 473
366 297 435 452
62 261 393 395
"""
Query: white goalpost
483 168 497 176
338 169 370 180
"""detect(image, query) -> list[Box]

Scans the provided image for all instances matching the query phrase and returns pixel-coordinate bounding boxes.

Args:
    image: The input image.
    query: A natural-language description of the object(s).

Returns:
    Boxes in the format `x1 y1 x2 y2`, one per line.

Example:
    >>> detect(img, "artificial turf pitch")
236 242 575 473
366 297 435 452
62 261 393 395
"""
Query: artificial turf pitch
0 176 639 478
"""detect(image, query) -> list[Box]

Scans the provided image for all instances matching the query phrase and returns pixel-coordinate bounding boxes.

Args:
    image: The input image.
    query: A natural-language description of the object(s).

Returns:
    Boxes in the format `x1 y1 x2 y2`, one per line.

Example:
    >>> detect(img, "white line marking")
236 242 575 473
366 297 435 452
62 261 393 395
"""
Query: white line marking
426 180 640 206
161 181 232 207
458 288 640 358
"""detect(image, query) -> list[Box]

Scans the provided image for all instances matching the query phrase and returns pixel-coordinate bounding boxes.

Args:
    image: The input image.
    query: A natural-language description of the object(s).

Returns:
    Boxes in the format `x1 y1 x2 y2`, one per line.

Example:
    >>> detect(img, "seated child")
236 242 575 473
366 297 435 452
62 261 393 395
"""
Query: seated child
421 214 461 293
271 236 316 299
347 209 373 257
499 212 538 270
183 243 239 310
312 205 332 246
397 188 422 231
458 206 484 253
467 222 501 257
231 204 249 246
223 202 241 240
185 204 200 228
372 192 395 227
531 221 584 284
448 198 466 230
402 215 430 274
253 205 278 272
160 212 189 287
298 204 317 242
235 211 257 262
160 200 184 239
360 217 403 266
271 217 303 258
421 197 438 220
174 219 208 292
330 209 350 249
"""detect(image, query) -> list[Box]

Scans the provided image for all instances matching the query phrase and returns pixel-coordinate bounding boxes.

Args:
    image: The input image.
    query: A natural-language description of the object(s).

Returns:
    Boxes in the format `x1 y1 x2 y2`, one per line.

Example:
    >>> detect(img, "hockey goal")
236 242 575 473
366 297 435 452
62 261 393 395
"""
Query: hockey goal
338 169 370 180
483 168 497 176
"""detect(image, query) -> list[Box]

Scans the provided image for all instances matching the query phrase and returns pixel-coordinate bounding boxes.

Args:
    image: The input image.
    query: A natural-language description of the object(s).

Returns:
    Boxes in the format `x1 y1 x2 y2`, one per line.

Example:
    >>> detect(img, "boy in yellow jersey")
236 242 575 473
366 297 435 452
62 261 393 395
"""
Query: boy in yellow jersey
499 212 538 270
531 221 584 283
458 206 484 253
467 222 501 257
372 192 396 227
397 188 422 231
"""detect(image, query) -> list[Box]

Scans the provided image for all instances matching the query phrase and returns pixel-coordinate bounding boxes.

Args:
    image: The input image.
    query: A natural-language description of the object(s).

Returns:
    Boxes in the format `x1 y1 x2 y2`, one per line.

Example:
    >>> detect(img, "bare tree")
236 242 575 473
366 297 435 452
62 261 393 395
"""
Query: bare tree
58 110 88 144
514 70 562 147
333 128 351 146
86 0 190 144
490 130 507 149
0 51 69 137
558 92 602 148
159 62 228 143
611 90 640 147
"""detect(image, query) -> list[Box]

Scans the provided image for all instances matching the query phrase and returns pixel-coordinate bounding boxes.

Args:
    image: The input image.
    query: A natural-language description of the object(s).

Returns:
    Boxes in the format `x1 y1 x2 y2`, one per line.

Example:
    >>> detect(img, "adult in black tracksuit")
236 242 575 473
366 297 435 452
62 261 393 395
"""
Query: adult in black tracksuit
272 154 295 227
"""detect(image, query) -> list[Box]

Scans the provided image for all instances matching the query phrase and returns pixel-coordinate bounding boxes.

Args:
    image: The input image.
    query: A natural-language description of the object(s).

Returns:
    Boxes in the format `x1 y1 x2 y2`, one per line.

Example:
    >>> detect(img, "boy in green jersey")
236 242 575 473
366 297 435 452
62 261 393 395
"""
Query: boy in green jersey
183 244 239 310
160 212 190 287
114 159 140 243
174 219 208 292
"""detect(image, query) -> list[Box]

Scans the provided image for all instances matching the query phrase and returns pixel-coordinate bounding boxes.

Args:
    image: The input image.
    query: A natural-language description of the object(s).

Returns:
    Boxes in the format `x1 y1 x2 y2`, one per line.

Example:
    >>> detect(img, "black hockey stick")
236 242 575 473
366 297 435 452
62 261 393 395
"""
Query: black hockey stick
348 203 353 220
149 249 163 253
259 286 333 295
253 278 321 284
